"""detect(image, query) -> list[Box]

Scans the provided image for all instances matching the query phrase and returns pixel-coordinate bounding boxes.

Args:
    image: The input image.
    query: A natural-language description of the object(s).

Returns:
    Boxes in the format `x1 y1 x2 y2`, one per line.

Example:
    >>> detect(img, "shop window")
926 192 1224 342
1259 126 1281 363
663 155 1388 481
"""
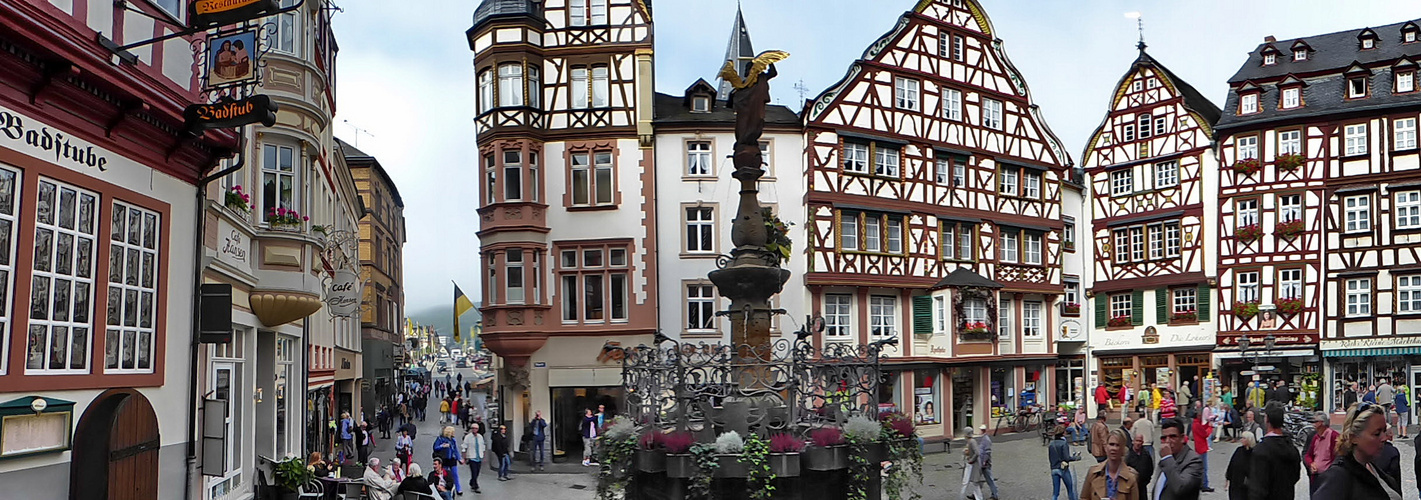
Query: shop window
261 143 299 225
105 202 160 373
27 178 99 374
991 367 1016 416
914 370 940 425
0 168 15 375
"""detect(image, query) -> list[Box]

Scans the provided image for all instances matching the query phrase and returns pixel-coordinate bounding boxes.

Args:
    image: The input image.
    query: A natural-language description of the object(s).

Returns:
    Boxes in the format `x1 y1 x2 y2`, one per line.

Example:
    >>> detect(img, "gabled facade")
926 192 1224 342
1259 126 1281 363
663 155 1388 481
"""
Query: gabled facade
1215 22 1421 418
1079 49 1221 412
803 0 1072 439
468 0 658 461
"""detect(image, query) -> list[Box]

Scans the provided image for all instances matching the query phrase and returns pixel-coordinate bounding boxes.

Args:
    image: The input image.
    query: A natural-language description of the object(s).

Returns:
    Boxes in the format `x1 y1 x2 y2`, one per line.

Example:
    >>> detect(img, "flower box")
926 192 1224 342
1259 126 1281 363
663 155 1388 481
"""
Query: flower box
714 454 748 478
225 185 253 214
635 449 666 473
1171 310 1198 323
768 452 801 477
1233 301 1260 320
1276 153 1305 171
1107 315 1132 328
666 454 693 478
1236 224 1263 242
1062 303 1081 315
960 321 990 337
1277 297 1305 316
1232 158 1262 176
804 445 848 471
1276 219 1305 239
852 442 887 464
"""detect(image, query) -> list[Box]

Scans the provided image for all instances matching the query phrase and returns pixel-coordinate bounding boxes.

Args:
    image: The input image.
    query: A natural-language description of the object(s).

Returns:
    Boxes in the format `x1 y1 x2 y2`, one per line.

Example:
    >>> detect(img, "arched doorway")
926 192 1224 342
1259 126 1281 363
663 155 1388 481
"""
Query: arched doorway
71 389 160 500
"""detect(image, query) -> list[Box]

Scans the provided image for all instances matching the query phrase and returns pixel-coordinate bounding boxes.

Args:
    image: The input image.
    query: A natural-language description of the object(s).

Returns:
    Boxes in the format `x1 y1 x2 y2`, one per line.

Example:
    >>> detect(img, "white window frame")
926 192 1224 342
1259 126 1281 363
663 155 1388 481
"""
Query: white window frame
934 158 949 185
1023 301 1042 337
569 0 587 26
999 230 1019 263
1023 232 1042 264
589 0 607 25
1173 288 1197 315
1237 135 1259 160
1400 72 1417 93
1240 94 1258 114
1396 191 1421 229
933 296 947 334
940 224 955 260
1278 130 1302 155
1238 272 1260 303
1109 294 1132 321
107 201 160 375
1111 169 1133 196
953 159 966 187
1399 276 1421 313
205 358 243 499
28 178 99 374
1346 278 1372 317
1349 77 1368 98
505 249 525 304
840 213 858 251
1345 123 1368 156
502 150 522 201
1281 87 1300 109
874 146 900 177
964 297 987 325
1264 53 1277 65
1024 172 1041 198
1165 222 1181 257
1237 199 1259 226
271 0 300 56
1113 229 1129 263
1344 195 1371 233
894 77 920 111
998 295 1013 339
684 206 714 253
1293 49 1308 61
824 294 853 339
864 217 881 253
886 219 903 254
686 141 712 177
686 284 716 333
982 99 1003 130
943 88 962 121
1148 224 1164 260
1138 114 1153 139
1279 269 1303 299
1154 161 1178 189
260 143 299 225
952 35 964 61
1395 118 1417 150
937 32 949 58
591 65 610 108
1129 226 1144 262
498 63 524 107
869 295 897 339
570 67 589 109
1000 168 1019 196
477 69 494 113
1279 194 1303 222
842 143 869 174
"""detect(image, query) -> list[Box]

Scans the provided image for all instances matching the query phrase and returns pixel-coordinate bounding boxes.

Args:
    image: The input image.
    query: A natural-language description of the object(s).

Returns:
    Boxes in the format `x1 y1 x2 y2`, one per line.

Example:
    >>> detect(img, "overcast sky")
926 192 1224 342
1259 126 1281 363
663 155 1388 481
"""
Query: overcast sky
331 0 1421 309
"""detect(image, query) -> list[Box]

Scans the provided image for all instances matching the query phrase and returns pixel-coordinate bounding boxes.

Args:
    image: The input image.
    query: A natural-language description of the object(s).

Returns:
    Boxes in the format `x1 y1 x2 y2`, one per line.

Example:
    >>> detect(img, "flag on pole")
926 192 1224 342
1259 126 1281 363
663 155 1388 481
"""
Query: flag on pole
454 282 475 342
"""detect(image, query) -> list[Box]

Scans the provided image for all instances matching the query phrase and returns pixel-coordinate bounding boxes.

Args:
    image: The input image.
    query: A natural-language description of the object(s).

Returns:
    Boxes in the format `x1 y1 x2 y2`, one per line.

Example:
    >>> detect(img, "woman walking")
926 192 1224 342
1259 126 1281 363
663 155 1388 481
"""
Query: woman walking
1393 387 1410 438
1192 407 1215 492
1313 403 1402 499
1079 429 1141 500
1225 431 1256 500
432 426 464 495
1047 425 1080 500
960 427 988 500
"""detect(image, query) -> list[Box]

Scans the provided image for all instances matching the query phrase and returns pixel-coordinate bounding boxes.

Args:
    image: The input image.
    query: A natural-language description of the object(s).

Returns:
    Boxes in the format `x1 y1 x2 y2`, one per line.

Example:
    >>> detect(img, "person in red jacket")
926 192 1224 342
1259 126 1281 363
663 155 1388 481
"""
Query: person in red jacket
1095 384 1110 418
1192 409 1215 493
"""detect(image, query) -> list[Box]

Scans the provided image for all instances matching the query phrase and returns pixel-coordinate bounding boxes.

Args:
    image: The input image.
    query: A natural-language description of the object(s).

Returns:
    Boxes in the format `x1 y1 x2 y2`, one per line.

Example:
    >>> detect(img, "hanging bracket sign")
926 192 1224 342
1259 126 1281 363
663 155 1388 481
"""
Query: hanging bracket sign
184 95 278 131
325 269 362 318
189 0 281 29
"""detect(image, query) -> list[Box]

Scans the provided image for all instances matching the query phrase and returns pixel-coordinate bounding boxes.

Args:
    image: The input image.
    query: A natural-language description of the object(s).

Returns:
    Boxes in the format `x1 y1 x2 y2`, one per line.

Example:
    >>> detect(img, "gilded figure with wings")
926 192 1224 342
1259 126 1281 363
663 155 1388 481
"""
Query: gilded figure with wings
720 50 789 172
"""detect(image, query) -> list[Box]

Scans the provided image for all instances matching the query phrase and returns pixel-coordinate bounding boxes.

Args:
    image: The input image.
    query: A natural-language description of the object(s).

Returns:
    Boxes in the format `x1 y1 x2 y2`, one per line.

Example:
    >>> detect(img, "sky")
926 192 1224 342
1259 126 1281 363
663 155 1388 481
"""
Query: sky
330 0 1421 310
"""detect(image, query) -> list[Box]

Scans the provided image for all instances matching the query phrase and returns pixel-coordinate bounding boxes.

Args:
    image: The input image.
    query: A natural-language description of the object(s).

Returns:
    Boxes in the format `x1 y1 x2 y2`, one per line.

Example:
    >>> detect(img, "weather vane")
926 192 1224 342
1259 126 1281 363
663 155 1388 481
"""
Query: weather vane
1125 11 1146 50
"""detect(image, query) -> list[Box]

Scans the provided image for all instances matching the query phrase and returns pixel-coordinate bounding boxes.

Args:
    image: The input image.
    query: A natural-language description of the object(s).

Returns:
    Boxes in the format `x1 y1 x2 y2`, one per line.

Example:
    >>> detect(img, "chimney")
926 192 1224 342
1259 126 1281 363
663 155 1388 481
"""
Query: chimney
1264 35 1277 43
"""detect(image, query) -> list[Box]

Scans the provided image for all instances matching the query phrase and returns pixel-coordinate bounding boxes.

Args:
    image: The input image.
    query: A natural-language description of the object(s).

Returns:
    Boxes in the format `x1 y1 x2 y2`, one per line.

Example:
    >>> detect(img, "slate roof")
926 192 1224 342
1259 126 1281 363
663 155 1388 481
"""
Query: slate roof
1217 20 1421 131
472 0 542 29
652 91 800 128
930 268 1003 290
1138 51 1222 127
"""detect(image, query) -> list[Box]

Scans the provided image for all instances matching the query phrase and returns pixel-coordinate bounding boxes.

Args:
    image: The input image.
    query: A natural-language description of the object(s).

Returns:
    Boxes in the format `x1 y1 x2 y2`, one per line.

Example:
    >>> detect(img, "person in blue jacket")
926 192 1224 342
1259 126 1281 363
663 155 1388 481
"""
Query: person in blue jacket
432 426 463 495
1394 388 1411 439
1048 424 1081 500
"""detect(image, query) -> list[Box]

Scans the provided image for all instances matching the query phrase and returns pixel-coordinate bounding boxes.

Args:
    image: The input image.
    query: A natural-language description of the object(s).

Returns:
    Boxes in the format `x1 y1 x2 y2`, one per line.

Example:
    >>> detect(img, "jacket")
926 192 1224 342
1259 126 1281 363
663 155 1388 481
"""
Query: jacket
1079 461 1141 500
976 434 993 468
363 467 398 500
1127 445 1154 496
1246 434 1301 500
580 415 599 439
1048 437 1079 471
1395 392 1411 414
1190 418 1211 453
492 430 510 457
432 435 461 462
1157 445 1204 500
1133 418 1156 445
427 468 453 493
1372 442 1400 486
1303 427 1338 477
1096 385 1110 404
1225 447 1252 500
395 476 433 495
1089 420 1109 458
1313 452 1401 500
439 400 450 413
531 417 548 440
1151 388 1163 410
962 435 985 483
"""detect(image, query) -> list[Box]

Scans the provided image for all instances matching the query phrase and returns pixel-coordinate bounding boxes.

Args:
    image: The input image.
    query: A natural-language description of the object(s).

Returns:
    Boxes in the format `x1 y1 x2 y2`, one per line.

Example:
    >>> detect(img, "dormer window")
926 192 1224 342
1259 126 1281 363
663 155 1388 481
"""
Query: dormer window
1293 49 1307 61
1399 71 1416 94
1360 29 1379 50
1281 87 1301 109
1239 93 1259 114
1349 77 1369 98
1363 38 1376 49
1407 31 1418 43
1264 53 1277 65
692 96 710 113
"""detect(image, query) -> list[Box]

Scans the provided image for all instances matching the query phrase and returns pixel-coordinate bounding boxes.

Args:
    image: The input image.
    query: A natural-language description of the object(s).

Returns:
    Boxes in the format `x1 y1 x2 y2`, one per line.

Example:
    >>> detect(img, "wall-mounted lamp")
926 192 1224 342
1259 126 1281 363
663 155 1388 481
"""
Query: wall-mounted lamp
254 388 264 403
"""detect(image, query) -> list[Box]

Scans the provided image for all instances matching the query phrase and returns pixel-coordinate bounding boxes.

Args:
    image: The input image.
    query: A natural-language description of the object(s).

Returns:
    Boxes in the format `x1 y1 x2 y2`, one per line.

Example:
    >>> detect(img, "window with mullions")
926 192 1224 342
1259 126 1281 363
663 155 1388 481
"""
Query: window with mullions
1164 222 1181 257
998 296 1013 339
571 67 589 109
1346 278 1371 317
1129 226 1144 261
869 295 896 338
982 98 1003 130
934 158 949 185
894 77 920 111
569 151 615 206
1399 276 1421 313
1023 171 1041 198
1155 161 1178 189
940 222 975 261
498 64 524 107
0 168 15 374
1279 269 1303 299
106 202 160 373
824 294 852 339
1111 169 1133 196
1109 293 1131 322
1237 272 1260 303
842 142 869 174
686 284 716 333
559 245 628 323
1023 301 1042 337
685 206 715 253
261 143 298 224
27 178 98 373
1397 191 1421 229
998 230 1018 263
1344 195 1370 233
1024 232 1042 265
271 0 300 55
1236 199 1259 226
503 151 523 201
1113 229 1129 263
840 211 904 254
591 66 609 108
686 141 712 176
569 0 606 26
1173 288 1197 315
1148 224 1164 260
999 167 1019 196
478 70 493 113
874 146 900 177
943 88 962 121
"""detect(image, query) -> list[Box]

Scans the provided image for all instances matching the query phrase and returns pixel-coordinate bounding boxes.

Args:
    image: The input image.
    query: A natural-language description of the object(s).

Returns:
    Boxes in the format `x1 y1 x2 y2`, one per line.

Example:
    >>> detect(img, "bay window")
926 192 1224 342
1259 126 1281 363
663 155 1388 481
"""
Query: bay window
261 143 298 224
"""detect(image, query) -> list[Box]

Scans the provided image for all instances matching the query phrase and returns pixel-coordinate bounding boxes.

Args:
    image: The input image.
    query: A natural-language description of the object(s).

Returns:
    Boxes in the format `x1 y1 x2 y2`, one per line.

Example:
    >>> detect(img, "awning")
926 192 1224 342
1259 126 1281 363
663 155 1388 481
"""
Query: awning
1323 347 1421 358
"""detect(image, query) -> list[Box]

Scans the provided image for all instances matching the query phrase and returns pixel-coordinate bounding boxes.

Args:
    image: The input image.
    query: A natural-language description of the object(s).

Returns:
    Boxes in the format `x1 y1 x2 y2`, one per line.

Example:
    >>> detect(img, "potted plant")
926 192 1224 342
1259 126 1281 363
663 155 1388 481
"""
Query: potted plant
961 321 990 336
1277 297 1305 316
663 431 697 478
1233 301 1260 320
713 430 748 477
1232 157 1262 176
636 430 667 473
767 433 804 477
1171 310 1198 323
267 207 308 231
804 427 848 471
225 185 253 214
1236 223 1263 242
1062 302 1081 315
1276 152 1305 171
272 456 313 500
844 415 885 463
762 206 794 266
595 416 639 500
1276 218 1305 239
1107 315 1132 328
879 412 925 500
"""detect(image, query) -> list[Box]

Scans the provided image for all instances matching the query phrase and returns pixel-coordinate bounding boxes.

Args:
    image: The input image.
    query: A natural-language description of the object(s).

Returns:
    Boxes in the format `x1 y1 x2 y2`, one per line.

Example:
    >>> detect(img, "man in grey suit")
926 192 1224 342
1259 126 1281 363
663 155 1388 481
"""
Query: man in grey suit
1155 417 1204 500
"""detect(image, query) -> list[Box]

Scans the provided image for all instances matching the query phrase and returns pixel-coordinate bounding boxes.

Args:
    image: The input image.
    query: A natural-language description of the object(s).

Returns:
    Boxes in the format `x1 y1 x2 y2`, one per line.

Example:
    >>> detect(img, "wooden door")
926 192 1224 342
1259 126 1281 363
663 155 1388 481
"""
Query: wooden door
71 389 159 500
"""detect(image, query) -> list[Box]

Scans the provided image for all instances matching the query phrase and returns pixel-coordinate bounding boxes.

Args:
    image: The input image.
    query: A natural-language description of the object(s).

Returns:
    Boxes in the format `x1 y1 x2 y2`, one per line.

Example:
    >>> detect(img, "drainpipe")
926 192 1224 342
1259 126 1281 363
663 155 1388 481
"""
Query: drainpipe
186 130 247 500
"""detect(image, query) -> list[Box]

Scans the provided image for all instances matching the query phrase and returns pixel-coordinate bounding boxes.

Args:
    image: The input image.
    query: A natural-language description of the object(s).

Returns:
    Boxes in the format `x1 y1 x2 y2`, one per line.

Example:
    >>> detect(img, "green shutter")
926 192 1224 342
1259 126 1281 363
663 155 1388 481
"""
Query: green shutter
1095 296 1108 328
1197 284 1211 322
1156 287 1169 324
1131 289 1145 326
912 295 933 335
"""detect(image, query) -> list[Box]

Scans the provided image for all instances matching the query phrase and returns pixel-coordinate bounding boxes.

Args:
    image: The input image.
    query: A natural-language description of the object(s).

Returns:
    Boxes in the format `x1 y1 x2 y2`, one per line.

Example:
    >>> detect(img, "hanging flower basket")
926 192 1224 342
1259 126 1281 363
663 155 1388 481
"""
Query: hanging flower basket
1233 301 1260 320
1107 315 1132 328
1236 223 1263 242
1276 219 1305 239
1277 297 1305 316
1232 158 1262 176
1276 153 1305 171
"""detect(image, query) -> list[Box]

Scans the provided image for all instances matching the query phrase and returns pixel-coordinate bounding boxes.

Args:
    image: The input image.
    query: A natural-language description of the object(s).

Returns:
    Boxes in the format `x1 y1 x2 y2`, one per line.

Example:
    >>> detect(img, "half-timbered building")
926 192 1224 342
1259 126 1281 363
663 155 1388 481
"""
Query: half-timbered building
803 0 1072 439
468 0 659 461
1080 47 1221 411
1216 24 1421 418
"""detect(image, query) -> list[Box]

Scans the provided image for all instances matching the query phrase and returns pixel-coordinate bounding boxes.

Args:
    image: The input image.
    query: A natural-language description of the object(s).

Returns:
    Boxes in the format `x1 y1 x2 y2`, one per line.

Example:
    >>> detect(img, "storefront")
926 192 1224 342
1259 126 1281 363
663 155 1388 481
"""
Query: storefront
335 347 362 419
1321 339 1421 415
1055 356 1086 408
1091 325 1215 417
950 366 978 435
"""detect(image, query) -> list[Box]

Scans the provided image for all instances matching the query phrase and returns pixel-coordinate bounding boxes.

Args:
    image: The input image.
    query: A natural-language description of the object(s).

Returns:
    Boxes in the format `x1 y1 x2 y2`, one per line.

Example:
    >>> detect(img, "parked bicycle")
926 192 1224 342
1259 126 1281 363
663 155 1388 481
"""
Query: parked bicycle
993 404 1045 434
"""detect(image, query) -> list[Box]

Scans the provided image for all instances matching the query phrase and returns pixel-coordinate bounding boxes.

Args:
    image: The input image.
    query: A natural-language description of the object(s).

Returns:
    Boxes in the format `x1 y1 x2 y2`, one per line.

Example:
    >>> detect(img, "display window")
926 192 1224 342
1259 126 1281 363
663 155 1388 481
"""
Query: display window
914 369 940 424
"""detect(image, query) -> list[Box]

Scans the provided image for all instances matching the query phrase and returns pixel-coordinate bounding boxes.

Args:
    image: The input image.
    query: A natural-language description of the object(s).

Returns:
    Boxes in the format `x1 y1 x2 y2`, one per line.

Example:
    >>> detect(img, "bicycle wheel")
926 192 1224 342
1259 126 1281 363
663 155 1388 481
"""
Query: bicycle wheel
1013 415 1028 433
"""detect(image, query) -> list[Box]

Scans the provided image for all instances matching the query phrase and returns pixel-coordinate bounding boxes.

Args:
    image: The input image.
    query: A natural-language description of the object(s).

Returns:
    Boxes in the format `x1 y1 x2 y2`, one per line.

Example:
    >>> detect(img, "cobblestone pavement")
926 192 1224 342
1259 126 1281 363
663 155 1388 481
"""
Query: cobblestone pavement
911 431 1421 500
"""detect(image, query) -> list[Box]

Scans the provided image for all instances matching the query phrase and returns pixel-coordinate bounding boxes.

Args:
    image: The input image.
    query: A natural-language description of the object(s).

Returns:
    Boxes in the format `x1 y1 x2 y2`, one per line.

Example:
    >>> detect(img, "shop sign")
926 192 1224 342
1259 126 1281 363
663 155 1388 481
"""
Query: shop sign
1321 336 1421 351
1142 326 1160 344
1096 327 1213 351
0 108 111 171
184 95 278 131
204 29 259 90
215 219 250 271
189 0 280 29
1218 333 1317 346
325 269 361 317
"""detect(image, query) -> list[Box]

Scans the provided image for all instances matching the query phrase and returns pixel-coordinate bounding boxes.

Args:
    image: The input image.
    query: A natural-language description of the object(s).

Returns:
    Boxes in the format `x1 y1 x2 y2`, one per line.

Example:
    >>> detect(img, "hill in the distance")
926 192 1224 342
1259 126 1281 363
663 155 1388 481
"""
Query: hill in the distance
407 303 482 339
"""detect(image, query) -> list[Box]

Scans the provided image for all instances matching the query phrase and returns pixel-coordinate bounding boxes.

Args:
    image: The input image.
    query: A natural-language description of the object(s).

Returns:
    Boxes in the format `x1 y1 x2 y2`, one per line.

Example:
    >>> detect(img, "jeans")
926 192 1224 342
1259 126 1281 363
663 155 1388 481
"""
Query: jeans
447 461 462 493
437 490 453 500
982 467 999 498
499 454 512 478
1051 468 1077 500
531 439 546 465
467 460 481 490
583 436 597 461
1201 449 1210 489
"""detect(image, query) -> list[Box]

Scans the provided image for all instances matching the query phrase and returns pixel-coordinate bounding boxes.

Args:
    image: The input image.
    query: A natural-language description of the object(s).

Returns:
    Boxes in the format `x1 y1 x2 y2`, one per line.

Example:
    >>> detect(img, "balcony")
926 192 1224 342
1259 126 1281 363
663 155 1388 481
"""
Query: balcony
206 199 328 327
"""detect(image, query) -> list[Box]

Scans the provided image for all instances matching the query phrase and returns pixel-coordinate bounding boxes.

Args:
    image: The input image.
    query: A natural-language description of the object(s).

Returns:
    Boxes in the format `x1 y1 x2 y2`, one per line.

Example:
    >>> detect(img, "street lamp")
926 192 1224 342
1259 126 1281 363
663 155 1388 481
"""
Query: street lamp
1238 334 1277 372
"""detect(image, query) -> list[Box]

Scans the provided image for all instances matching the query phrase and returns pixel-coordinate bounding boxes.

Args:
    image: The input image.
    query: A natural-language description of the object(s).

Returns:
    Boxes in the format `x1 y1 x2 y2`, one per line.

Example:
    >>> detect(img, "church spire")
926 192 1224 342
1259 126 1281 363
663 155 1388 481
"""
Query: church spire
716 6 756 101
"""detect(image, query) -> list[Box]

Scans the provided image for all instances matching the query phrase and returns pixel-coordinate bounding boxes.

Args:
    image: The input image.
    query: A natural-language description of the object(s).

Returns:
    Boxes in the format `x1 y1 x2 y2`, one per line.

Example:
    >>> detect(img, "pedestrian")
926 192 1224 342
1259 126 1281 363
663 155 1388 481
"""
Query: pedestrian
975 424 999 500
1246 381 1267 411
1190 406 1213 492
1150 383 1163 423
1159 390 1178 421
1225 431 1255 500
1047 425 1080 500
1131 410 1155 459
1127 432 1153 496
493 424 512 481
428 458 455 500
461 422 485 494
1313 403 1402 499
1362 385 1377 405
580 408 600 466
396 428 414 475
1080 429 1142 500
1394 387 1410 438
1378 379 1396 412
1220 385 1235 410
1138 384 1154 418
1089 414 1109 463
1156 417 1204 500
960 427 988 500
432 426 464 495
1247 403 1301 499
596 404 608 428
1177 381 1191 409
530 410 549 471
395 463 433 497
439 398 451 424
1303 411 1338 491
357 421 372 465
1095 383 1110 418
338 411 355 464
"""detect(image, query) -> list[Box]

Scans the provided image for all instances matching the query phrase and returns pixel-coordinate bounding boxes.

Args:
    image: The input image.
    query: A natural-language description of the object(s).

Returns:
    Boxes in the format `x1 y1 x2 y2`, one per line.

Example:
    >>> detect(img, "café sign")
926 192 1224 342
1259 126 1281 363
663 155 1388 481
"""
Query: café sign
325 269 361 318
184 95 278 131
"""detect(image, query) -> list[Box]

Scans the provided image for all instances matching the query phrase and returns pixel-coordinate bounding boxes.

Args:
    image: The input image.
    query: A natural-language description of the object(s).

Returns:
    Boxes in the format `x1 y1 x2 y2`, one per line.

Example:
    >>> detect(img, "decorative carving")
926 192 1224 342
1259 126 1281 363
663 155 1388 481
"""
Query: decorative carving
507 310 524 325
503 365 530 389
531 208 543 219
533 310 544 325
482 211 494 222
504 207 523 219
485 311 496 326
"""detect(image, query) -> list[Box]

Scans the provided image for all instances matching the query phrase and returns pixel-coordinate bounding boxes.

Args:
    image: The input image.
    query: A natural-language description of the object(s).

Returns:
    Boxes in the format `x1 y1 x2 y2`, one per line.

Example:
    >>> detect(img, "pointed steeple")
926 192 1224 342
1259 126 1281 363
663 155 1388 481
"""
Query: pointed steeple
716 6 756 101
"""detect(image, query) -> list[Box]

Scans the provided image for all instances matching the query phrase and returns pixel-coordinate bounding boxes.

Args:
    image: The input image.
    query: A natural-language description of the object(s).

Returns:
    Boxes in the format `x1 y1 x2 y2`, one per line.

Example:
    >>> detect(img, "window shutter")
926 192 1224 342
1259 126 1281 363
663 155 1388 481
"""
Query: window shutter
912 295 933 335
1197 284 1211 322
1156 288 1169 324
1131 289 1145 326
1095 296 1108 328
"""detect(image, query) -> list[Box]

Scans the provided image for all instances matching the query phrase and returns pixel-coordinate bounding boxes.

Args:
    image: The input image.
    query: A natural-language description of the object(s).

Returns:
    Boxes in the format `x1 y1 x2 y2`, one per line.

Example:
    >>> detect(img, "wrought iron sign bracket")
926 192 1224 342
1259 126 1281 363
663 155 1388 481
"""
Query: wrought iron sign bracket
99 0 305 60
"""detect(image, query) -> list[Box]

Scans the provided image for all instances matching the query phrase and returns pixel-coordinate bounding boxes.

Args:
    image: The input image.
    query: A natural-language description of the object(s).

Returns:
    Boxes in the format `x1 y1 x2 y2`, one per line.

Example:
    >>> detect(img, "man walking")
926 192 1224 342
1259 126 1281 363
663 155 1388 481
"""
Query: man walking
1089 414 1109 463
1156 418 1204 500
492 425 512 481
1095 383 1111 418
1301 411 1336 491
580 408 599 466
530 410 549 471
1247 403 1301 499
1132 410 1156 459
1127 433 1155 494
976 424 1000 500
461 422 485 494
